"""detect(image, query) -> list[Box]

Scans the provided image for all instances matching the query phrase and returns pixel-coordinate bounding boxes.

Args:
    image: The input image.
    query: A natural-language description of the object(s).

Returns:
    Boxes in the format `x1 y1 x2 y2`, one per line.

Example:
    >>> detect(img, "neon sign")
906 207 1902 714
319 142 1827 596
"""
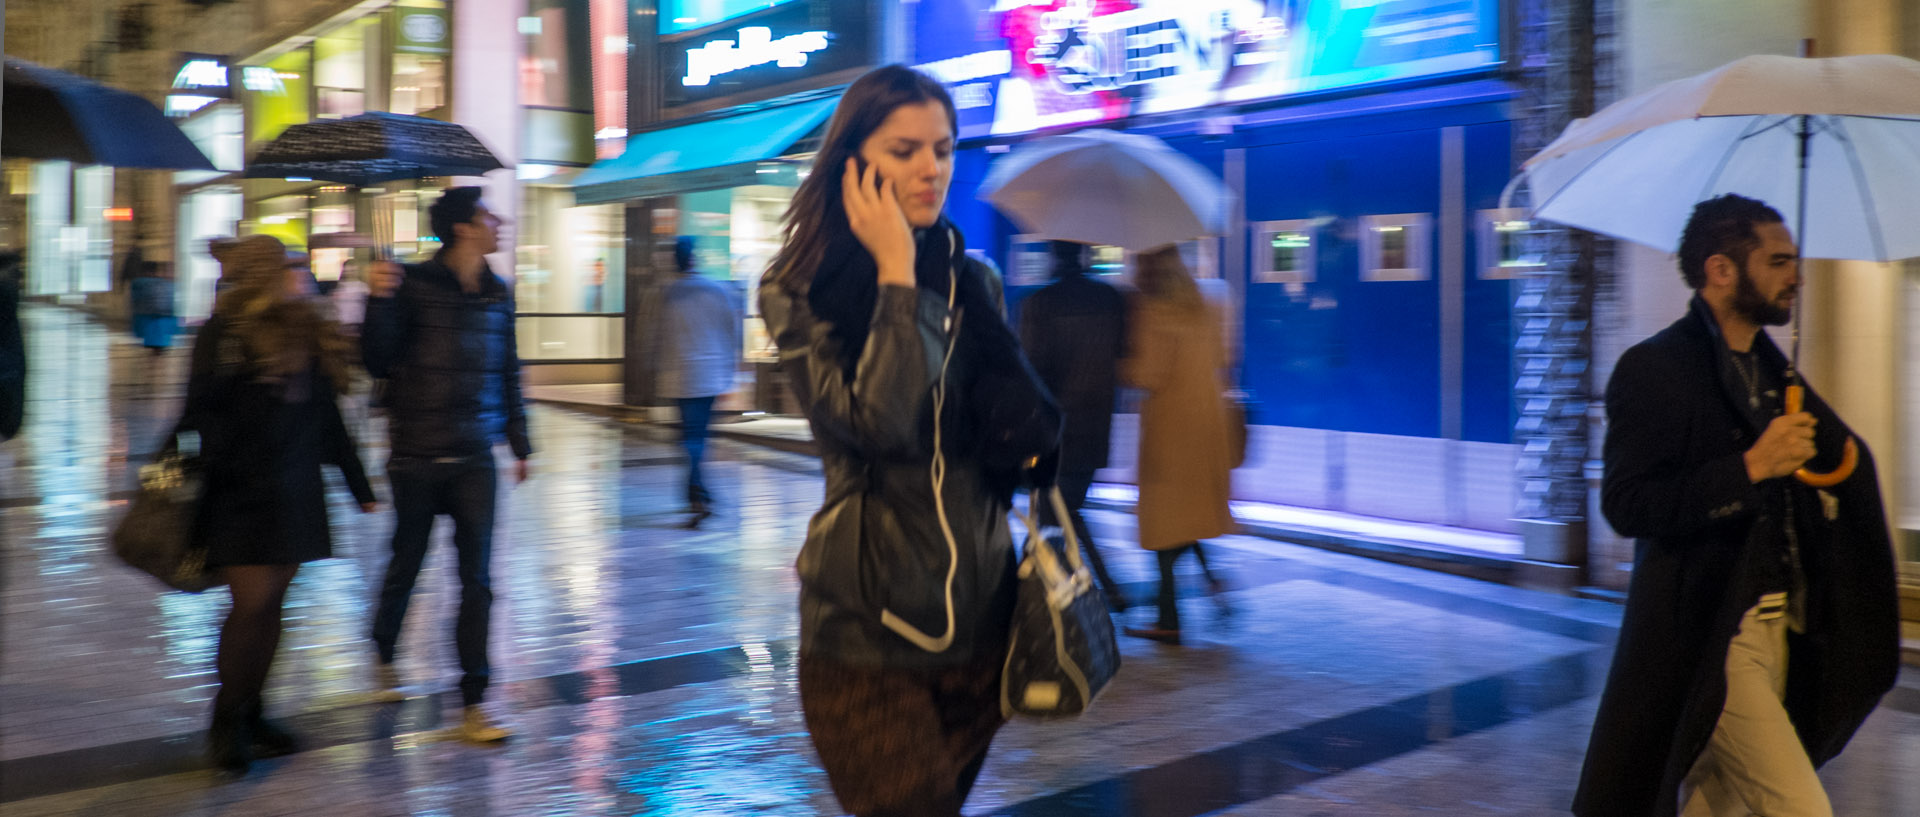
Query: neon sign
658 0 873 109
683 26 830 86
172 59 230 92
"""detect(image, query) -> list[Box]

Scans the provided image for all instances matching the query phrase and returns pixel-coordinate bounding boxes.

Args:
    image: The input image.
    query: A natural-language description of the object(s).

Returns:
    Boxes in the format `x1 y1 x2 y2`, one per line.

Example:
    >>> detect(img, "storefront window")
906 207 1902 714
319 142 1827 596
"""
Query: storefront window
515 186 625 361
26 162 113 296
245 50 311 145
315 19 374 119
1253 219 1317 285
645 181 794 387
252 194 311 251
392 1 449 116
176 186 242 321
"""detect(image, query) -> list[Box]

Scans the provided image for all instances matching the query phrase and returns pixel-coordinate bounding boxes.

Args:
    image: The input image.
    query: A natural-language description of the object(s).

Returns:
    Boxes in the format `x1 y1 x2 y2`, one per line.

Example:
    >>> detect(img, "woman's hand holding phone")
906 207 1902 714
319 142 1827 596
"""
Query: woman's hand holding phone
843 158 916 288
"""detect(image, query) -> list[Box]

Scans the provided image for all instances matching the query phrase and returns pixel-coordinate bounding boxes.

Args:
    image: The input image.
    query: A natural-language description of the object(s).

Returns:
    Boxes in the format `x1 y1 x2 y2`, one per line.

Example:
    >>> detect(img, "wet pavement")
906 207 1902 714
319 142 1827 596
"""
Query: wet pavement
3 305 1917 816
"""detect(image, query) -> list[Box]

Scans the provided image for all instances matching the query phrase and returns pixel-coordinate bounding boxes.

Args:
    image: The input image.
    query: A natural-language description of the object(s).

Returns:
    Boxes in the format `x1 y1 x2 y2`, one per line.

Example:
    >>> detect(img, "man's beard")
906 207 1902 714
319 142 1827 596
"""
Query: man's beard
1732 260 1793 326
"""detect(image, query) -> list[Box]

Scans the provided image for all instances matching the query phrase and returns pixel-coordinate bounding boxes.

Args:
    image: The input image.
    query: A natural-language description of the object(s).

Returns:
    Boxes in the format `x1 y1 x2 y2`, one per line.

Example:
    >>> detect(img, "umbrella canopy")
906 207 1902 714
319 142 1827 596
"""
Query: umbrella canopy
1523 54 1920 261
980 129 1231 252
243 111 506 185
1 57 216 170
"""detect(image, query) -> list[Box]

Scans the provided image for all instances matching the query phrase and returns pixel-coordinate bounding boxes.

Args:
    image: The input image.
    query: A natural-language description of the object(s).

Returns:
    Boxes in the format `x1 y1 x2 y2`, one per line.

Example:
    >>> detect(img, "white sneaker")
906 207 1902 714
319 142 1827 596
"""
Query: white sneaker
371 663 406 703
458 705 513 743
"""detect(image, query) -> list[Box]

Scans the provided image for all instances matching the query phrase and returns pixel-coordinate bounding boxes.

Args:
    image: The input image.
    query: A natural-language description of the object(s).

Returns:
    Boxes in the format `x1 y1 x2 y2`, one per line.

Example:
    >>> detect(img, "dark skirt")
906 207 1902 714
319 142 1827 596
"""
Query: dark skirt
799 647 1007 817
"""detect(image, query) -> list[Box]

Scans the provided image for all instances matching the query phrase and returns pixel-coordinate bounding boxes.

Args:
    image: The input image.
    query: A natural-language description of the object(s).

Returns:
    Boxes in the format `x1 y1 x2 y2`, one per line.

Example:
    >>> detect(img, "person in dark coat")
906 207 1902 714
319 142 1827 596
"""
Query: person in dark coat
1573 195 1898 817
1017 239 1129 611
759 65 1059 817
0 251 24 441
181 234 378 775
361 186 531 743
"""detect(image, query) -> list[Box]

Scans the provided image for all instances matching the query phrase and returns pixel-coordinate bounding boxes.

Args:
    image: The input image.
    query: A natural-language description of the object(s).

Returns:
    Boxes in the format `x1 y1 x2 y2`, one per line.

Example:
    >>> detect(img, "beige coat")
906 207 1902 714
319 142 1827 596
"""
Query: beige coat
1123 296 1234 550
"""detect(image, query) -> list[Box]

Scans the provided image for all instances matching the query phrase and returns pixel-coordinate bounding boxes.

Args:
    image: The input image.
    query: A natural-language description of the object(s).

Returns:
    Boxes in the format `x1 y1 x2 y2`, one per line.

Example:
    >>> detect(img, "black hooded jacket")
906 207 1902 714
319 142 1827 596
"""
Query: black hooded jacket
361 253 531 461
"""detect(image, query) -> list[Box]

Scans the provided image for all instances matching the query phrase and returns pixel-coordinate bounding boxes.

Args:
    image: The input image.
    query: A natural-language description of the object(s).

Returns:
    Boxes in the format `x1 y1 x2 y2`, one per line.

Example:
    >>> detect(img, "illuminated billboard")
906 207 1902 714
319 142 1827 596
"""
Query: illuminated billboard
659 0 873 109
914 0 1502 140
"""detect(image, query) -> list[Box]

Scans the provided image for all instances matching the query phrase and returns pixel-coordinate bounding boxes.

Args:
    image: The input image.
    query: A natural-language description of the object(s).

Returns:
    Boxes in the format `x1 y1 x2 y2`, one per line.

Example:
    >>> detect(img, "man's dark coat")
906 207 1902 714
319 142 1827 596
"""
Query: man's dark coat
1572 296 1898 817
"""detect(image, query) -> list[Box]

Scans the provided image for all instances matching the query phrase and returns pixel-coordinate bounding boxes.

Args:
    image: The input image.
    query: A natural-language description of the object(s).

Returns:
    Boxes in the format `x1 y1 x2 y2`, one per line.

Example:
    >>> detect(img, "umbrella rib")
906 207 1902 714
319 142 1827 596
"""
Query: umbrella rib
1826 117 1890 262
1698 116 1778 203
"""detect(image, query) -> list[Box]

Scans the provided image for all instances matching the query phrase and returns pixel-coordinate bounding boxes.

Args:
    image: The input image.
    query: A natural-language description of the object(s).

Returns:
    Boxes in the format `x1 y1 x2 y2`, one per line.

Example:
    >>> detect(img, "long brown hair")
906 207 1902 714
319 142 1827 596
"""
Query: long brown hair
211 235 353 392
1135 246 1204 312
765 65 958 293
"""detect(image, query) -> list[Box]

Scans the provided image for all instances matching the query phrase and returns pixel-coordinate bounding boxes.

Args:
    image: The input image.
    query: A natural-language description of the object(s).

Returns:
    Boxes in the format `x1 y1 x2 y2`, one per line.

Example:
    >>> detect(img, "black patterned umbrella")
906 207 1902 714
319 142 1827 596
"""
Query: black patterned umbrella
242 111 506 185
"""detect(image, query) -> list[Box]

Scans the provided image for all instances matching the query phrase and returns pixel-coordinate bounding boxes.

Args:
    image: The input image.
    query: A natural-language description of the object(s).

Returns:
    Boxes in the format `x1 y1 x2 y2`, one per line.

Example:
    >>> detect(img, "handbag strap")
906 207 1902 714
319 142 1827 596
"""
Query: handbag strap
1011 484 1088 577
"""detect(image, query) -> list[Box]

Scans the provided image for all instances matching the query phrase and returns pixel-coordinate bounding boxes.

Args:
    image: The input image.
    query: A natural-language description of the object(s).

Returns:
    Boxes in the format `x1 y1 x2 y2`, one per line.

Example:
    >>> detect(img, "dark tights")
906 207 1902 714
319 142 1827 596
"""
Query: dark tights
212 564 299 718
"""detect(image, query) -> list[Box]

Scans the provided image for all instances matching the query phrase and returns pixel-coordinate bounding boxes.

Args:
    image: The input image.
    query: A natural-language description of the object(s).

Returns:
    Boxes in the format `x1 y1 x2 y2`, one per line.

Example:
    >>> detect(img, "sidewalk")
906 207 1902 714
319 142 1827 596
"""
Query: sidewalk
524 388 1579 590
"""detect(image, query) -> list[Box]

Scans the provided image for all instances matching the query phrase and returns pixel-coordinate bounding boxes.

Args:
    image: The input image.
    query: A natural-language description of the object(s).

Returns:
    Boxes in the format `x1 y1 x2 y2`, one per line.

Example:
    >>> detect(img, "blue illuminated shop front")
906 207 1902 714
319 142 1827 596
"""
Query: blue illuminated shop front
916 1 1529 538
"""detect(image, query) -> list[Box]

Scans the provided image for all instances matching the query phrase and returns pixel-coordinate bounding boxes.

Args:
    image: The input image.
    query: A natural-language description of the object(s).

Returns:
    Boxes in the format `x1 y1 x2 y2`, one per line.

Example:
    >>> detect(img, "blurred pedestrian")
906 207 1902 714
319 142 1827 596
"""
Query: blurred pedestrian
129 261 177 355
0 251 24 441
584 258 607 312
1121 246 1234 646
182 234 378 775
1573 195 1898 817
208 237 241 295
655 236 739 528
361 186 531 743
1016 239 1129 612
759 64 1058 817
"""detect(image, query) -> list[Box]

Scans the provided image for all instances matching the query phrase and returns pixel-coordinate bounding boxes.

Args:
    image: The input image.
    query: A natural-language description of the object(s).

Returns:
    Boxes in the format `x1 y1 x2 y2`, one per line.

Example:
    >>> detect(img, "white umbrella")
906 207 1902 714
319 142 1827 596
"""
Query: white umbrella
980 129 1232 251
1524 54 1920 262
1519 54 1920 487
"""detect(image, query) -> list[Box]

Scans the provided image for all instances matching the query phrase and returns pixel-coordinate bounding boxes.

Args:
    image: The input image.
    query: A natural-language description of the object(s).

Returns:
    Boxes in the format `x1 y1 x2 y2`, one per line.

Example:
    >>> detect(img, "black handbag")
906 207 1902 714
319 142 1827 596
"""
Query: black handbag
112 430 222 593
1001 485 1121 719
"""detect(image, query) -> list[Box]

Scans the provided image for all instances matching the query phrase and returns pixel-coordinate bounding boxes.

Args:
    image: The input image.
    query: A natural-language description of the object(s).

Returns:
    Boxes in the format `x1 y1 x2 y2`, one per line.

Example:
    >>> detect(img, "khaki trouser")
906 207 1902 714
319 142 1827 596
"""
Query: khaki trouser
1679 593 1833 817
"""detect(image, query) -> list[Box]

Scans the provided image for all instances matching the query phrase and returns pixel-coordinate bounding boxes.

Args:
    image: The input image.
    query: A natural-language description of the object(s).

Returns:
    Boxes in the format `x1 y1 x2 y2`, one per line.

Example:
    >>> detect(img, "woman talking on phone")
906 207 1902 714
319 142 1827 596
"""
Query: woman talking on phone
759 65 1059 816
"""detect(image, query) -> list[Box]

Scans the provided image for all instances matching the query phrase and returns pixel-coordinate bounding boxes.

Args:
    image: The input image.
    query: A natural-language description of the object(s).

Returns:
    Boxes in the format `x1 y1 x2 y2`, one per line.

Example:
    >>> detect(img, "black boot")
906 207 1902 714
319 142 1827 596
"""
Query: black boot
206 700 253 776
247 697 300 758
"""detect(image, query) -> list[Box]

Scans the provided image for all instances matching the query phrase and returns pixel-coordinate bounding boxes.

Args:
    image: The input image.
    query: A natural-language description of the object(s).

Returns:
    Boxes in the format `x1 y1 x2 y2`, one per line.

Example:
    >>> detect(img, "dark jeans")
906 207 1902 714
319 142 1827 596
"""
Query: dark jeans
678 396 717 505
371 456 498 707
1035 470 1125 608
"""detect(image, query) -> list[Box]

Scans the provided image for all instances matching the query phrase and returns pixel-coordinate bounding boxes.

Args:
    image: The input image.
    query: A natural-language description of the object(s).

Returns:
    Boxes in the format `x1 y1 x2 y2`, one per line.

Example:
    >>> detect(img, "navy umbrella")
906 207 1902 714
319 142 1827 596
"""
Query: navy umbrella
242 111 506 185
1 57 216 170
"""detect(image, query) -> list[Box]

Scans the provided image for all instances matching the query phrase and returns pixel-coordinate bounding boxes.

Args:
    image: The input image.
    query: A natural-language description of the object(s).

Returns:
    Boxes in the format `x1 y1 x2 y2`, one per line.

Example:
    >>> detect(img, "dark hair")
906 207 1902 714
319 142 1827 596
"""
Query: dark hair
1677 194 1784 289
1050 240 1088 275
675 236 697 273
429 186 485 246
765 65 957 292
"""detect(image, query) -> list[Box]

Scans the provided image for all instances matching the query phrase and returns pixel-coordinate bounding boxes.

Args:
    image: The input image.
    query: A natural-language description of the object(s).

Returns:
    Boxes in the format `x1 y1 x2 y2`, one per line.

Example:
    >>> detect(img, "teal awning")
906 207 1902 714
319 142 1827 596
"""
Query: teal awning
573 96 839 204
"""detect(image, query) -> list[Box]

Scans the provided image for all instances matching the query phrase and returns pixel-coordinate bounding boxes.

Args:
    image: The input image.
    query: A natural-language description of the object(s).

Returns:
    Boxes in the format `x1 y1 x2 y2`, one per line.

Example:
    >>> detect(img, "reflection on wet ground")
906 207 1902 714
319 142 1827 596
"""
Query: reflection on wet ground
3 306 1916 816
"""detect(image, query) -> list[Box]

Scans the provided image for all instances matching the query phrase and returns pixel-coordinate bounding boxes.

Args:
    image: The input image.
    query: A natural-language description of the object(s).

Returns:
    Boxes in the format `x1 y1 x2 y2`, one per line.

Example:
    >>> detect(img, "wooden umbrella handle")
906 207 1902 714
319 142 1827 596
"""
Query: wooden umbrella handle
1785 384 1858 487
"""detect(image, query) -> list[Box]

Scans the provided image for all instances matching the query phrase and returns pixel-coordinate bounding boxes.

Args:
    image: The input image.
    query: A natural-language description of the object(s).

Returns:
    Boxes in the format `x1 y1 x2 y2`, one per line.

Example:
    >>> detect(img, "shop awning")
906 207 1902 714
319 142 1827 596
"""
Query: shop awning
573 96 839 205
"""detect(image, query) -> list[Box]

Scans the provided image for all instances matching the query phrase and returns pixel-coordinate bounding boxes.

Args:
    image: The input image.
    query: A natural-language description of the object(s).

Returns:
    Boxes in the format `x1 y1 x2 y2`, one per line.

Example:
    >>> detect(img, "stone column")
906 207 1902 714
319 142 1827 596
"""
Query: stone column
451 0 522 277
1805 0 1908 544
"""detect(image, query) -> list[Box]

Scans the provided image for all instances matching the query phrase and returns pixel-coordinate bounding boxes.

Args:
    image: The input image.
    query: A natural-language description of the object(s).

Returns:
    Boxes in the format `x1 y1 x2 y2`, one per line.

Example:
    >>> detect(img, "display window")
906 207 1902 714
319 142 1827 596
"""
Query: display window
392 1 450 116
1477 208 1543 280
315 18 375 119
1360 213 1432 282
245 49 312 144
1253 219 1318 285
